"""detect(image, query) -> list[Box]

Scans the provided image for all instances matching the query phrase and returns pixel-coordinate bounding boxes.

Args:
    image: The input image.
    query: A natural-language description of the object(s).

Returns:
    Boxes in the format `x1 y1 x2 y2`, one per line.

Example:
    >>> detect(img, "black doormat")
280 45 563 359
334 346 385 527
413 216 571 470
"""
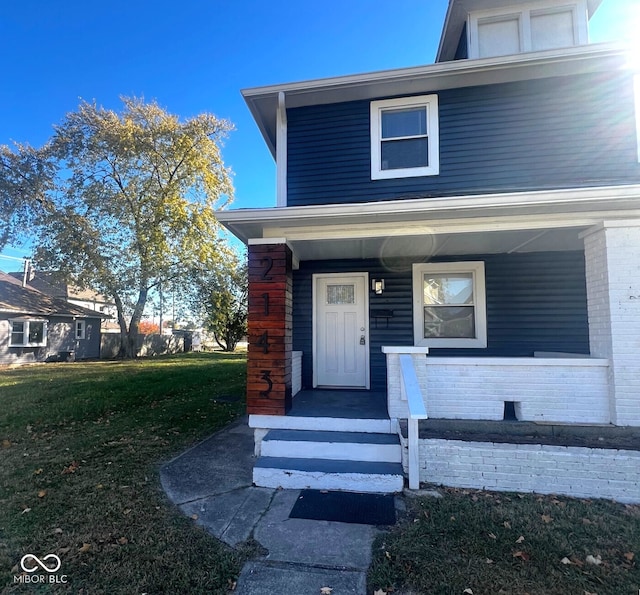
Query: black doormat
289 490 396 526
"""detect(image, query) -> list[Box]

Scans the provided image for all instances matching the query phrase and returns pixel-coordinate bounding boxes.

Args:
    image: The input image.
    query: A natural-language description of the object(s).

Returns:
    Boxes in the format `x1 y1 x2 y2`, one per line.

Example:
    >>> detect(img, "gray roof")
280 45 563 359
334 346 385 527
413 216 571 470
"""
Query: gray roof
0 271 107 319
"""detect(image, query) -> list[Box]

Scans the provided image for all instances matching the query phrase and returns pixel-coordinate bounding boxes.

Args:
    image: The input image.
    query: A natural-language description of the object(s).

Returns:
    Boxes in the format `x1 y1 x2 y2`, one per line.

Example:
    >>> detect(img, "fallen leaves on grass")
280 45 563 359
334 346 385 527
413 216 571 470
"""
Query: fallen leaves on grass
373 590 387 595
38 490 47 498
62 461 80 474
2 439 11 448
513 551 530 561
585 554 602 566
488 532 497 540
516 535 525 544
623 552 634 562
78 543 91 553
33 468 43 475
320 588 333 595
21 507 31 514
541 514 552 523
463 589 474 594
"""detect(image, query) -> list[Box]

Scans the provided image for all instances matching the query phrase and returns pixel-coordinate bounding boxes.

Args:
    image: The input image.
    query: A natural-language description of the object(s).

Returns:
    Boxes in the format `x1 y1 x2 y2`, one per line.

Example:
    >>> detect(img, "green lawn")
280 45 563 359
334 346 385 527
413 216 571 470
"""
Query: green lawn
0 353 248 594
3 355 639 595
369 488 640 595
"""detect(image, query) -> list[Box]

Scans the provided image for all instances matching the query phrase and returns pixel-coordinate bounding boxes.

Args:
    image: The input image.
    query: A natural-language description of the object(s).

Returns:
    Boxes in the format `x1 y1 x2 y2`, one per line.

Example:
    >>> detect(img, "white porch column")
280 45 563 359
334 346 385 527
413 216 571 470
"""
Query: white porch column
582 220 640 426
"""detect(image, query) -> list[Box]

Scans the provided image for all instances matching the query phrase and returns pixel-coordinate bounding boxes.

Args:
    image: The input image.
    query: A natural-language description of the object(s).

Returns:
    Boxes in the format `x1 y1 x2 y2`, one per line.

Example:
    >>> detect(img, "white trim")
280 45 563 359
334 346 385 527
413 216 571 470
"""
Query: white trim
382 346 430 354
635 75 640 163
425 356 609 366
312 272 370 389
249 414 394 434
9 318 48 347
579 218 640 239
276 91 287 207
248 237 289 245
242 42 619 99
412 261 487 348
370 95 439 179
75 320 86 340
217 184 640 243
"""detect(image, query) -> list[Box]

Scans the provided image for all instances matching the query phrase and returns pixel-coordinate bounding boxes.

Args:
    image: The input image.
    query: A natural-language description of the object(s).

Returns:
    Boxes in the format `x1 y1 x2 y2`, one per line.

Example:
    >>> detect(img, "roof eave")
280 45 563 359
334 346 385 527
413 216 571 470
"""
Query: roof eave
216 184 640 244
242 42 627 158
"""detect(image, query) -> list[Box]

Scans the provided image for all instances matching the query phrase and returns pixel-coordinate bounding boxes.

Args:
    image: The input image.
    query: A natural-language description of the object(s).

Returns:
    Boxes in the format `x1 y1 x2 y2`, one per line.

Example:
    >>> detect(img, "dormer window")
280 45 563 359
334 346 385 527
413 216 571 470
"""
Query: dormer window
468 1 588 59
370 95 440 180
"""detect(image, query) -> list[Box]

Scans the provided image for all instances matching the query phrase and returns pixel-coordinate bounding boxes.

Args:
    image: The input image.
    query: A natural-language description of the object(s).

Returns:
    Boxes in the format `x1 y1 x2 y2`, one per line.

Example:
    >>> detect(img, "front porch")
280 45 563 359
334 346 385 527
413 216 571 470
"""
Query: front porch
227 195 640 500
288 389 388 420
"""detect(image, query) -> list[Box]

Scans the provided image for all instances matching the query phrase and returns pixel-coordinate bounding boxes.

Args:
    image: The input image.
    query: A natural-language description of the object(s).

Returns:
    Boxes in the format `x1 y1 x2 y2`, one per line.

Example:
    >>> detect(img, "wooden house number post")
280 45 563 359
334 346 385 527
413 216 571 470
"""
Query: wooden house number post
247 242 293 415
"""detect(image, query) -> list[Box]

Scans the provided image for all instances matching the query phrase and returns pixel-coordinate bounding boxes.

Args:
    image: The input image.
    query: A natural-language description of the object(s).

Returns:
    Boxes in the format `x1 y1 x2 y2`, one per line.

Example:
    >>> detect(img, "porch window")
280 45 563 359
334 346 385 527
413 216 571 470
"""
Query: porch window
9 319 47 347
370 95 439 179
412 262 487 348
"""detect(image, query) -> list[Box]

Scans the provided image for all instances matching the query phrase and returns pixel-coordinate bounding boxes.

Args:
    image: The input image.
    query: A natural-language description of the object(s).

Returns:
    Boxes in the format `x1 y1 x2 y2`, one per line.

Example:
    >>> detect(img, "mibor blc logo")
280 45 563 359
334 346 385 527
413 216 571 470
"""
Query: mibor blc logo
14 553 68 584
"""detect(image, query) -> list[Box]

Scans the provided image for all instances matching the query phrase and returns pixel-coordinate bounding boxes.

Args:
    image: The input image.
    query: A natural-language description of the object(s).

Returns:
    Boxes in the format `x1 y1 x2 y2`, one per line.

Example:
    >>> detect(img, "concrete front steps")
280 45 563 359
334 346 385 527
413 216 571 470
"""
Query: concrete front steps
252 419 404 494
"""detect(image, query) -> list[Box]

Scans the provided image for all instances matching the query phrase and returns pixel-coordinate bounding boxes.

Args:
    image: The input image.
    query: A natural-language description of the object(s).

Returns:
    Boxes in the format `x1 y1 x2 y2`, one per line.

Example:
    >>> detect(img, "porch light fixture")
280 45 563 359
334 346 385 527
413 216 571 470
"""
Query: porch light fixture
371 279 385 294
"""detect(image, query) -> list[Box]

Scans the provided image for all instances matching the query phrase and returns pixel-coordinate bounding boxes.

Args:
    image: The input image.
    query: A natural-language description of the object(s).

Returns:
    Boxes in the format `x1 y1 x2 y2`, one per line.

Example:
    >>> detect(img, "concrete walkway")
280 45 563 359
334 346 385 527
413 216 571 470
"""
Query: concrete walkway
160 417 387 594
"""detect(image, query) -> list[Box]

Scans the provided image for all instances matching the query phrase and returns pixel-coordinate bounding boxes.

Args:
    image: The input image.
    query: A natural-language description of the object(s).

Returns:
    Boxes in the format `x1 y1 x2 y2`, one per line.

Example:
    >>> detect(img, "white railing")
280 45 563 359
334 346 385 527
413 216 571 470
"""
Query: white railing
399 354 428 489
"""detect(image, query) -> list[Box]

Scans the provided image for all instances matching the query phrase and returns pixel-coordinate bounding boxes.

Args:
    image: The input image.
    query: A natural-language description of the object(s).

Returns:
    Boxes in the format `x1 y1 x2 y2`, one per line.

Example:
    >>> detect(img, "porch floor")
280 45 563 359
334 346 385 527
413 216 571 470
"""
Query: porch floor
288 390 388 420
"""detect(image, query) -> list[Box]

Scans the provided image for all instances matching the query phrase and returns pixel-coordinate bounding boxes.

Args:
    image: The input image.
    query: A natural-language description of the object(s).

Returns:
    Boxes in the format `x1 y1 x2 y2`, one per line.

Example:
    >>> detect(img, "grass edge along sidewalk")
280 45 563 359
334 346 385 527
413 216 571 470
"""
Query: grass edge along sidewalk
0 353 249 594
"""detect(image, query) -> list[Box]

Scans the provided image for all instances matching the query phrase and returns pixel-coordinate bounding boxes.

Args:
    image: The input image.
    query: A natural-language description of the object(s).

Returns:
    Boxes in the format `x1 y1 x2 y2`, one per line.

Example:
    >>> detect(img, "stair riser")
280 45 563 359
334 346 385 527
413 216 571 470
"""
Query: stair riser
253 468 403 494
250 414 394 434
262 440 402 463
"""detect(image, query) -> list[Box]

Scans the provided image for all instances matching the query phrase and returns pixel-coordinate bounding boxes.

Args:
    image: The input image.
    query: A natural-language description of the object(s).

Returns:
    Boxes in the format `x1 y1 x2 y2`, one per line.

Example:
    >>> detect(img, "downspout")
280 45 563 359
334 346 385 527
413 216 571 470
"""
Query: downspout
276 91 287 207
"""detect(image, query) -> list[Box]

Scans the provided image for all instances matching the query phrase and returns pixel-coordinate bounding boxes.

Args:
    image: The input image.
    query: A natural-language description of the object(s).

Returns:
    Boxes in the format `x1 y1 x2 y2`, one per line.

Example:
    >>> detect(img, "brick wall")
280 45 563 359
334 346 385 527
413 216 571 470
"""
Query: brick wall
583 221 640 426
386 352 610 424
399 437 640 504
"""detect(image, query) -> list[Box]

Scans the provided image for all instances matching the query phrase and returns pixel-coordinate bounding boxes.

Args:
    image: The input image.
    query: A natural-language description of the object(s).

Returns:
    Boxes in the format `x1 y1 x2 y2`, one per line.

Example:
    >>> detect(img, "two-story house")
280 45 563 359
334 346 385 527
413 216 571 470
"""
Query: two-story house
218 0 640 502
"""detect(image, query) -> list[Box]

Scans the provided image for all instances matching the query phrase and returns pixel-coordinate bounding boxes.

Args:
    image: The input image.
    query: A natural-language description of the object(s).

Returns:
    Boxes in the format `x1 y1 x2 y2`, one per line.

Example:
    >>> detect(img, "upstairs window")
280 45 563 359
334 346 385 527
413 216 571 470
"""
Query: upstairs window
370 95 439 179
9 319 47 347
468 1 587 59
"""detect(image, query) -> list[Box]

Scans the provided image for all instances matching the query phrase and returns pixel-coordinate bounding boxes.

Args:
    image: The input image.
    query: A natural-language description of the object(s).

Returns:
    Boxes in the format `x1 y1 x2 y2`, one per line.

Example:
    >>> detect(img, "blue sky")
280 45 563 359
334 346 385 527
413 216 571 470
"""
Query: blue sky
0 0 636 268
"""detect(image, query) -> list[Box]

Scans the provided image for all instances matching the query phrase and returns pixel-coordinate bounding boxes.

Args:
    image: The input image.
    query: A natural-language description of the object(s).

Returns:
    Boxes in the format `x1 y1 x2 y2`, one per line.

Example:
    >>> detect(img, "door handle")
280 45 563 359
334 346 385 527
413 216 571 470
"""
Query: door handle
360 335 366 345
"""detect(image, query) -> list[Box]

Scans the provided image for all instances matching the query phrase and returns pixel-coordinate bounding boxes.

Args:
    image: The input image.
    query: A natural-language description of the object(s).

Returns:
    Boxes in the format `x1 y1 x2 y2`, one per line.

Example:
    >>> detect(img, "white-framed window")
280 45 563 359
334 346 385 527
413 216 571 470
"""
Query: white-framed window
75 320 86 340
412 262 487 348
468 1 588 59
9 319 48 347
370 95 440 180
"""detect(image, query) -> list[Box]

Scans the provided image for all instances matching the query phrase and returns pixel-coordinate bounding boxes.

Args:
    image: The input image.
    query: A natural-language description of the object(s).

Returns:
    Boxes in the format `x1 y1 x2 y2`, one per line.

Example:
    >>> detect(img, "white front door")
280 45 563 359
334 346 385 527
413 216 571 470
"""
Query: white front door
313 273 369 388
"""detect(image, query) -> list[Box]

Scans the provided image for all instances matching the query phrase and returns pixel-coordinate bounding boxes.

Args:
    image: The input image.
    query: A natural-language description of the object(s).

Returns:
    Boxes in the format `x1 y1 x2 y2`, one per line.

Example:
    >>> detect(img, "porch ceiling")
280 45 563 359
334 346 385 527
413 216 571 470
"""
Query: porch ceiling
285 227 586 261
217 185 640 261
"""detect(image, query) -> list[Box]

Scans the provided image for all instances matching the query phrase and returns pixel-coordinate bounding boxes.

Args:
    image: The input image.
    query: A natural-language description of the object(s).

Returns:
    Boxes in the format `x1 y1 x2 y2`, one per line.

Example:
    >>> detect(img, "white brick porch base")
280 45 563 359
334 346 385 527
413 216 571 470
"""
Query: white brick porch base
400 437 640 504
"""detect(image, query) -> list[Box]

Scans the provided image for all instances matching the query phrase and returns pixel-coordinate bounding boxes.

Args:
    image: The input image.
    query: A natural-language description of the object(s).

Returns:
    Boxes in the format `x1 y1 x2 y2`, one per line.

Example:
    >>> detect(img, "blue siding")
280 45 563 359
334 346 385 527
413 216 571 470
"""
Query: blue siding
287 71 640 206
292 251 589 392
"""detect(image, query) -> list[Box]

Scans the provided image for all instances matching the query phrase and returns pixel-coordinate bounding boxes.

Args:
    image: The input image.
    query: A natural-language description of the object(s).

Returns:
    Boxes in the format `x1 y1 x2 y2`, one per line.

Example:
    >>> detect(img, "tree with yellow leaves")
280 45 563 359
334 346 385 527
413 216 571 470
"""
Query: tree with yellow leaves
31 97 234 357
